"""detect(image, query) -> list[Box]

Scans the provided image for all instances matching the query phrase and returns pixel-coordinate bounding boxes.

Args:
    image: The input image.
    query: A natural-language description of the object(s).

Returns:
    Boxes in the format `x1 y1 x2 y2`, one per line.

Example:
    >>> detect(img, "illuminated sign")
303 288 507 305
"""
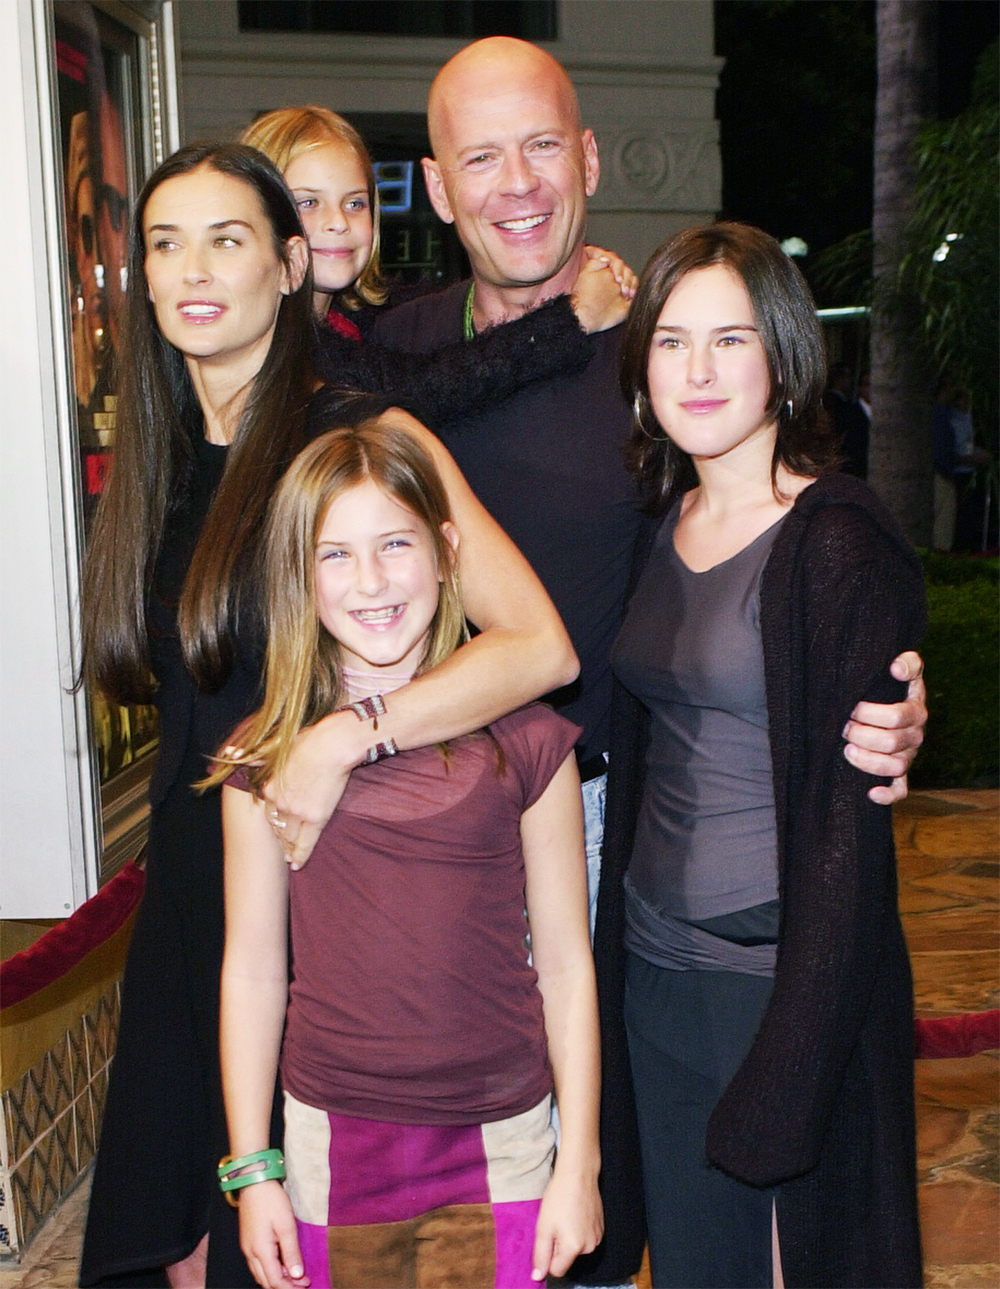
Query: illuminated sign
374 160 414 214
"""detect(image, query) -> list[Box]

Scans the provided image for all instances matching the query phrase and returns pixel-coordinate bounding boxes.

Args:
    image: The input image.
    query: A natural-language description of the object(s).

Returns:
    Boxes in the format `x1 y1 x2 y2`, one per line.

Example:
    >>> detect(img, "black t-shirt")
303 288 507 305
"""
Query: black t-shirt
372 280 641 761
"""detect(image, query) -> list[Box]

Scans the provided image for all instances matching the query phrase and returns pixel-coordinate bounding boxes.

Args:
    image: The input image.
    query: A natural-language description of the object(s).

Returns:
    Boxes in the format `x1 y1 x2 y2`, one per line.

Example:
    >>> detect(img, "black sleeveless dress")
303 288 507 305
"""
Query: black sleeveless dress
80 433 266 1286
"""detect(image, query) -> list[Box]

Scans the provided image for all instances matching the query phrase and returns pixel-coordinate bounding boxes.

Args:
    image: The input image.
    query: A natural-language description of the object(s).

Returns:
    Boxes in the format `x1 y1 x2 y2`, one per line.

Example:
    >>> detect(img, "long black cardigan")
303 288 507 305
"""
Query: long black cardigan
575 473 926 1288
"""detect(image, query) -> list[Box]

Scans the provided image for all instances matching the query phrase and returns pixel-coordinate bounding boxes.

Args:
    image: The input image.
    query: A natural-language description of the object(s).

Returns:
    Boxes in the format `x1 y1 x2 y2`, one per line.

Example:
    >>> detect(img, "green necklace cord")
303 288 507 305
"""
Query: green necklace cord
463 281 476 341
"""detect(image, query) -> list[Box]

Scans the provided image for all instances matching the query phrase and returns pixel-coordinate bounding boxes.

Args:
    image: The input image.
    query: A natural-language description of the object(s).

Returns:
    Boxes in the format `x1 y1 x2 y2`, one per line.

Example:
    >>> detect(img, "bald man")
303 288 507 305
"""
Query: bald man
423 37 599 327
374 41 642 942
372 39 926 1282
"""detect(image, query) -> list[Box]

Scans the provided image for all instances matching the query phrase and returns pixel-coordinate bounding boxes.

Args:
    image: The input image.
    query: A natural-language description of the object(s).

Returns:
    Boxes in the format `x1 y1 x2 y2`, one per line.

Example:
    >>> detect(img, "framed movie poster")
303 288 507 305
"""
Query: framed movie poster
49 0 178 878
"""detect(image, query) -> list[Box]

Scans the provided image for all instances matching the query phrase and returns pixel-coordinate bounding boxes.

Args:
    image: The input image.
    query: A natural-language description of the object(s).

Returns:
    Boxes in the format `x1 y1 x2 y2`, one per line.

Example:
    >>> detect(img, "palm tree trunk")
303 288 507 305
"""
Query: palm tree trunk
870 0 937 543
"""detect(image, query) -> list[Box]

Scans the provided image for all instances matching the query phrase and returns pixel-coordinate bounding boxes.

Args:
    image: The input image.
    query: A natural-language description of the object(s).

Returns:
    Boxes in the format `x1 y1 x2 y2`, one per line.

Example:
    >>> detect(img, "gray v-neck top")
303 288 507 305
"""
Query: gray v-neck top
612 500 786 975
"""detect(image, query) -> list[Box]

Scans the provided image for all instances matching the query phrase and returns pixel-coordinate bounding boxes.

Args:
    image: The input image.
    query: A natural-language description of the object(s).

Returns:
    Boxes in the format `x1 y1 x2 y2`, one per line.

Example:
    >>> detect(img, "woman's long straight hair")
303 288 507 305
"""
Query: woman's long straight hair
203 415 467 792
81 142 315 704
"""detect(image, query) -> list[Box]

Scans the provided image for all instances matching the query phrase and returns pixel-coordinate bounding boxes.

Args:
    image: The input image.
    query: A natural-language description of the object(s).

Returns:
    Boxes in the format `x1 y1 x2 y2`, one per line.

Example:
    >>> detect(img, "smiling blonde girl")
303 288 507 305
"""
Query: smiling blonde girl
241 106 386 326
216 415 602 1289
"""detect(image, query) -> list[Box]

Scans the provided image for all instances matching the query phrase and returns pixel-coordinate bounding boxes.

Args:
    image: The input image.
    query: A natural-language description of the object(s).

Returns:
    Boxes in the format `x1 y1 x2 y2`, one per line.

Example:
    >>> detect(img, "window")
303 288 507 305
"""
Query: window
238 2 557 40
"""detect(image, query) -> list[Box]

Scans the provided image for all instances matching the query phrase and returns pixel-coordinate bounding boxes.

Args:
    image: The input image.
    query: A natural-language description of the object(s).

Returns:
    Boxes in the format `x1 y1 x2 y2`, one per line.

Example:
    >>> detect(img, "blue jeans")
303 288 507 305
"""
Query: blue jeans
581 768 607 940
553 768 629 1289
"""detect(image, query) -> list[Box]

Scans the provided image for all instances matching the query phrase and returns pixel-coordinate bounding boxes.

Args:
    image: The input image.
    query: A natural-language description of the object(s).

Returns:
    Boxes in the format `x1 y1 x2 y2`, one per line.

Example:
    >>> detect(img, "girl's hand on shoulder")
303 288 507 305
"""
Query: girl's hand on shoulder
571 251 635 333
531 1162 604 1280
239 1180 310 1289
261 709 363 869
584 244 638 298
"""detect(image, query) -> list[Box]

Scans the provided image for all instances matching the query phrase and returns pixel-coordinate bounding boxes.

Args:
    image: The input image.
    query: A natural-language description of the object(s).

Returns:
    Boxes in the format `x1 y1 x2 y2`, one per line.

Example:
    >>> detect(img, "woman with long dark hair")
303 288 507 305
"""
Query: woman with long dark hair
79 141 581 1288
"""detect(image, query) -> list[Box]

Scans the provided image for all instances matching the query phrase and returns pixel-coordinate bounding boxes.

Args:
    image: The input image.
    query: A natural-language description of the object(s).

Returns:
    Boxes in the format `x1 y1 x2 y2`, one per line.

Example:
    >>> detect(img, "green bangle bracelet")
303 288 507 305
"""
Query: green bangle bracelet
218 1148 286 1203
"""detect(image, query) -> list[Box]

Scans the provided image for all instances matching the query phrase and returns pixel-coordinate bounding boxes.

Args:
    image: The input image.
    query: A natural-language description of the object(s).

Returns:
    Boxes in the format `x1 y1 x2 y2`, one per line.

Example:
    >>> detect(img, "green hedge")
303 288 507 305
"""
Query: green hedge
910 553 999 788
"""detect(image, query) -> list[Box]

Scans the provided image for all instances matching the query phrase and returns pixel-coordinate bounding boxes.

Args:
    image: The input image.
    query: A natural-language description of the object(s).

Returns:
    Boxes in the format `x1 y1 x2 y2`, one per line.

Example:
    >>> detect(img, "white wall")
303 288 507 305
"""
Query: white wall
1 0 95 917
176 0 722 271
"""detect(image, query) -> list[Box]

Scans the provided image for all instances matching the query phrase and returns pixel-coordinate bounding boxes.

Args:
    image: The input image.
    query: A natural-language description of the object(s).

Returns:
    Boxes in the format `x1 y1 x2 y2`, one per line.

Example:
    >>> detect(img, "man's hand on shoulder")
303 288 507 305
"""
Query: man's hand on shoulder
842 650 926 804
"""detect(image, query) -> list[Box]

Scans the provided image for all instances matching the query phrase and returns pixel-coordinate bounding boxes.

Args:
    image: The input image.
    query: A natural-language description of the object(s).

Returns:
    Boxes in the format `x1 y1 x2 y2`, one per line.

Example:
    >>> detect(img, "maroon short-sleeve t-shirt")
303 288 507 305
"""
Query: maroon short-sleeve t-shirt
232 703 579 1125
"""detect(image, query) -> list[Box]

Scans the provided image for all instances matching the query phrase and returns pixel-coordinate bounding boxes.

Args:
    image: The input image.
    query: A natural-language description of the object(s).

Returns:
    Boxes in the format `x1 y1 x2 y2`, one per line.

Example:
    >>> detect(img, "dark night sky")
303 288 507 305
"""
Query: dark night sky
714 1 998 263
938 0 1000 114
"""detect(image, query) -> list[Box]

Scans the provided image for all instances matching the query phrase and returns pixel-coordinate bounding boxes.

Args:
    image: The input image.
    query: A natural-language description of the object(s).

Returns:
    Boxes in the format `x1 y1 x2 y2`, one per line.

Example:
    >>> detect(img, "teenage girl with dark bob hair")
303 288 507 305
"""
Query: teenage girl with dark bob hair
77 138 621 1287
592 222 924 1288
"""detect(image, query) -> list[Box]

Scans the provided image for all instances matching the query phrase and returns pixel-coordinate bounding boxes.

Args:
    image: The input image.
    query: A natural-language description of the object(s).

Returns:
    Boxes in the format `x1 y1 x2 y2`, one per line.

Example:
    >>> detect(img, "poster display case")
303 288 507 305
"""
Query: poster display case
51 2 178 882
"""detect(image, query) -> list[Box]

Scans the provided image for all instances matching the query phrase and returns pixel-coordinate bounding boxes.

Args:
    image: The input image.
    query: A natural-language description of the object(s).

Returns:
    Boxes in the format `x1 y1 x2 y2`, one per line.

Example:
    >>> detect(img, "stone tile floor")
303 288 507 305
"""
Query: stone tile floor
2 789 996 1289
898 789 999 1289
0 1175 89 1288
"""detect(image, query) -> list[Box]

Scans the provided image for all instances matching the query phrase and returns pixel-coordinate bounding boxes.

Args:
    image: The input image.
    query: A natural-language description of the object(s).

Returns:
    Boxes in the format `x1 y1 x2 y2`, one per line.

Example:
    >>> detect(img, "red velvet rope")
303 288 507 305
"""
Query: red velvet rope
0 861 145 1009
914 1010 1000 1059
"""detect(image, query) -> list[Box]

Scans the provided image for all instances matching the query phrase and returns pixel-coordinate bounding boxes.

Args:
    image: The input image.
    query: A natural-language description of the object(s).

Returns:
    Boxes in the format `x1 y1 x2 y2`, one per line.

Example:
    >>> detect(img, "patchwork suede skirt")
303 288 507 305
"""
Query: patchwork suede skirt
283 1090 555 1289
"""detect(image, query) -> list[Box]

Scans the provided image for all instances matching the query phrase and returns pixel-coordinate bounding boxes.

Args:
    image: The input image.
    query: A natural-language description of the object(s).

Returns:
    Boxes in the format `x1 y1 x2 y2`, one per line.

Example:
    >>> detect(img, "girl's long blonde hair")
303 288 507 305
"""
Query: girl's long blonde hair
240 105 387 310
206 415 466 792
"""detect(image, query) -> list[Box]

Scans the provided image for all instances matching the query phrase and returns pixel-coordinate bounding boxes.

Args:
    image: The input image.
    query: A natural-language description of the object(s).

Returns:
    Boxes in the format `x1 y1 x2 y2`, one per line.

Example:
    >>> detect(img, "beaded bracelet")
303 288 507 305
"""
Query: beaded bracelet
341 694 386 729
361 737 399 764
337 694 397 763
218 1148 285 1207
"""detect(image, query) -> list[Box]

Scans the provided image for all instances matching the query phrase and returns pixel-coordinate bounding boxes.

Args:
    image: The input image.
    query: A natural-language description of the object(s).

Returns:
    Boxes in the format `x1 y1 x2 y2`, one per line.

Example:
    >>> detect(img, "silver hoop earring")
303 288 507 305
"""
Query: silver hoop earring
785 398 794 418
633 394 670 442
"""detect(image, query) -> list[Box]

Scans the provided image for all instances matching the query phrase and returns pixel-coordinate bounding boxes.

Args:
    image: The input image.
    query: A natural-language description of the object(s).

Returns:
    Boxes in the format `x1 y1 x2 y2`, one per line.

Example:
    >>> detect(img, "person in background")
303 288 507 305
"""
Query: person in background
933 377 990 552
825 360 868 479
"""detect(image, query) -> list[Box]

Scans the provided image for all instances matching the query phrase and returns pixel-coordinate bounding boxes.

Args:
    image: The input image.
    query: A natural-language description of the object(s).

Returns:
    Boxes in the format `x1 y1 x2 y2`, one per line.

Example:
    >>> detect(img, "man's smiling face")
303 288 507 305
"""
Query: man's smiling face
422 40 599 301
